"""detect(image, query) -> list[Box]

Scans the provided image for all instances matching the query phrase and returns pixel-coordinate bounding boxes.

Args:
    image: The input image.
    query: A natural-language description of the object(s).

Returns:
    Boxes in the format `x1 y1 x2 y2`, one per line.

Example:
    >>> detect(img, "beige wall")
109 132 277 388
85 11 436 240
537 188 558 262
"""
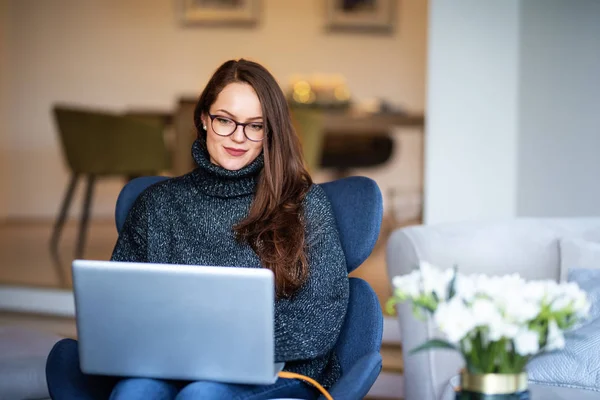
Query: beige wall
0 0 11 220
4 0 427 218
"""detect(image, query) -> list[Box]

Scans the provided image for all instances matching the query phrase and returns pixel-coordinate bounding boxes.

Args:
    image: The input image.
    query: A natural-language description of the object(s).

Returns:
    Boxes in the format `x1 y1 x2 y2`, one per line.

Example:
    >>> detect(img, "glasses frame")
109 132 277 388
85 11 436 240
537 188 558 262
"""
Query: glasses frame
207 113 265 142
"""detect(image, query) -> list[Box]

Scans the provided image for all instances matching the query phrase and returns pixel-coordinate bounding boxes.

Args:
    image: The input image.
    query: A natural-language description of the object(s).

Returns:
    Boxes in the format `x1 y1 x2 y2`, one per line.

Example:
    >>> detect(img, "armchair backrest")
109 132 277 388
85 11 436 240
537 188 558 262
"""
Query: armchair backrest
319 176 383 273
115 176 168 232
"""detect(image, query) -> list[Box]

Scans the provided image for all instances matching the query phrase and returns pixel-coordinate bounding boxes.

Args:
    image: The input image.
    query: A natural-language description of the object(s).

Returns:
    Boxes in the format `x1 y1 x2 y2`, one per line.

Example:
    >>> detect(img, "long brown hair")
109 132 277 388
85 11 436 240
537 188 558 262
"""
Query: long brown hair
194 59 313 298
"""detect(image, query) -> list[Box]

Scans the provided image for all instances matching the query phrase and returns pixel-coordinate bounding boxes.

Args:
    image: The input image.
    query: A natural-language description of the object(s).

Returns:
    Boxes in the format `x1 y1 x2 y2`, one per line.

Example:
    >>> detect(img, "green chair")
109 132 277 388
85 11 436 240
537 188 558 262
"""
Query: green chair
50 105 170 285
290 108 326 174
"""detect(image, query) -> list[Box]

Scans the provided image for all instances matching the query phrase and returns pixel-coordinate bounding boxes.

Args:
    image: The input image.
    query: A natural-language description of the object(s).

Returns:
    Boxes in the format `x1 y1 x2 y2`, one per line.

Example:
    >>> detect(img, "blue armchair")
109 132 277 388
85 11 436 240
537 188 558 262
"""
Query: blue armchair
115 176 384 400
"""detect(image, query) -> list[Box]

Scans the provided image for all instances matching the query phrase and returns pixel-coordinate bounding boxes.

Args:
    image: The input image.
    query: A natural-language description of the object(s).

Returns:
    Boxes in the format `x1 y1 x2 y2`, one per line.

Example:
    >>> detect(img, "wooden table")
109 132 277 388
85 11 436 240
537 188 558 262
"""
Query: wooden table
321 110 425 134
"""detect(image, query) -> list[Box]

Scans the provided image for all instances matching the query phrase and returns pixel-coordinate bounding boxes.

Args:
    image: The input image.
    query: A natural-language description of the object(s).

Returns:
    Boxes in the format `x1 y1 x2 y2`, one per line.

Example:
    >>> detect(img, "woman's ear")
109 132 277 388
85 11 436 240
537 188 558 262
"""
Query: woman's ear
201 113 208 131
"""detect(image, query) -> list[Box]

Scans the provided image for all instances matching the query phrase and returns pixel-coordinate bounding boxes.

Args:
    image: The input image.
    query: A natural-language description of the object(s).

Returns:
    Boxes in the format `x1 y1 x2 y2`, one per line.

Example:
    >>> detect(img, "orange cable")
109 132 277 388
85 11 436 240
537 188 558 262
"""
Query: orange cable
278 371 334 400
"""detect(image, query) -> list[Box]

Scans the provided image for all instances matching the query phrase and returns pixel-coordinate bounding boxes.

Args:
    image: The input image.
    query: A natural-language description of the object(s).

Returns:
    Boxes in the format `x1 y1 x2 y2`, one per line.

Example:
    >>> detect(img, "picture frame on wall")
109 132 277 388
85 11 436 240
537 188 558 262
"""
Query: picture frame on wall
325 0 396 33
179 0 260 26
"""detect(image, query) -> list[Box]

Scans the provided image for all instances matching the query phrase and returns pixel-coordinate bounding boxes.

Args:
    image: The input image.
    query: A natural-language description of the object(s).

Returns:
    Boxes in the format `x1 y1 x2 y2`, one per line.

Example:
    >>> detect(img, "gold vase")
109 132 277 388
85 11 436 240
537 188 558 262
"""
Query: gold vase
456 370 530 400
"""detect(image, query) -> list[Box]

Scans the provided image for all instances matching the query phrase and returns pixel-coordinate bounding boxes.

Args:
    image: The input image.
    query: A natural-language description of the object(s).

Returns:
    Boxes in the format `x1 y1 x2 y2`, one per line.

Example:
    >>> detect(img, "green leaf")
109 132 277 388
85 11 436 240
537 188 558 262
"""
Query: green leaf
447 265 459 300
385 297 399 316
514 355 530 372
411 303 428 321
409 339 459 355
414 296 438 313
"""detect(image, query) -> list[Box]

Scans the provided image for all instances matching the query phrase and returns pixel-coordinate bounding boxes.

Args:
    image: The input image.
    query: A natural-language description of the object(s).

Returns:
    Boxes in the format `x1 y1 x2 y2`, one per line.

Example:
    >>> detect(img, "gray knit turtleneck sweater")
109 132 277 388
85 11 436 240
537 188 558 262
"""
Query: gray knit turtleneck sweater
111 139 350 388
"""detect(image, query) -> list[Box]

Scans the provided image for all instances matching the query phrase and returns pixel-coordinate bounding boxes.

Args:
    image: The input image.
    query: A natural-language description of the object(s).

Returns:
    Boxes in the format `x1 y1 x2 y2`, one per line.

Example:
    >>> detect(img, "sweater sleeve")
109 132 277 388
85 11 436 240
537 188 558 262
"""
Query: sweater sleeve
110 192 150 263
274 185 350 362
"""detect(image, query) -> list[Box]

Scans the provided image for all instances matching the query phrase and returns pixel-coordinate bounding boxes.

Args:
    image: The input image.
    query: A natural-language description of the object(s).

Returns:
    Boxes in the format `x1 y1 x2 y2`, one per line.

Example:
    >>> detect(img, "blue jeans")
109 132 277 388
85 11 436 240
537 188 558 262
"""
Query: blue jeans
46 339 318 400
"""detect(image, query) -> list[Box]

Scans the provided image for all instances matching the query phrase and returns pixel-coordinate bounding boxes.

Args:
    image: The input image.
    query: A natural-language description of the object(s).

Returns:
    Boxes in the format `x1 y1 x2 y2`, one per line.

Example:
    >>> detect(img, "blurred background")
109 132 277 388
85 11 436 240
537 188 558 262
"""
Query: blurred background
1 0 599 398
0 0 426 397
0 0 427 289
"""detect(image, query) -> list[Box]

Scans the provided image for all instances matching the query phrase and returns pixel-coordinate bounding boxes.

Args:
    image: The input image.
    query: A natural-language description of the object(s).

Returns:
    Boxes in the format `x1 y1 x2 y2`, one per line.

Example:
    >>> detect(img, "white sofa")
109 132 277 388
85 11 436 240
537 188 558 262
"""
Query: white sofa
386 218 600 400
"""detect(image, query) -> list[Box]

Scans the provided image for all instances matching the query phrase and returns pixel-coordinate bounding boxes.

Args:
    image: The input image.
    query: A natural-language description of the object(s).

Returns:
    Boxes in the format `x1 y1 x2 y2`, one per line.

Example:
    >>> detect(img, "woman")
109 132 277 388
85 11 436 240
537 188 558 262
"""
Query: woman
46 59 349 399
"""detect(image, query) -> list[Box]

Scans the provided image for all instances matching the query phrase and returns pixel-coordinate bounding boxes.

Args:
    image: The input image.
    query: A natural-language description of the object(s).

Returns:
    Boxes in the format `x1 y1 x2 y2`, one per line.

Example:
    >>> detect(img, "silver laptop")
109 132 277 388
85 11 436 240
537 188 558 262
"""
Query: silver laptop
72 259 284 384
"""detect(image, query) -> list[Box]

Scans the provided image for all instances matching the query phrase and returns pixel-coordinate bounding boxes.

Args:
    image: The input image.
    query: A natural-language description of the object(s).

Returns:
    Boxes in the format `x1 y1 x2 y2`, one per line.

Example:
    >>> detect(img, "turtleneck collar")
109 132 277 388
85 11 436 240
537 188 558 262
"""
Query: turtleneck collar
191 138 264 198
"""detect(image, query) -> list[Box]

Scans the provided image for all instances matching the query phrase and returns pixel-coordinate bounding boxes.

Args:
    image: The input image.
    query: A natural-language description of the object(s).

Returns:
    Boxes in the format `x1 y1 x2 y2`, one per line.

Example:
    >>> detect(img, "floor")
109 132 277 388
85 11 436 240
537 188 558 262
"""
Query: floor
0 219 116 289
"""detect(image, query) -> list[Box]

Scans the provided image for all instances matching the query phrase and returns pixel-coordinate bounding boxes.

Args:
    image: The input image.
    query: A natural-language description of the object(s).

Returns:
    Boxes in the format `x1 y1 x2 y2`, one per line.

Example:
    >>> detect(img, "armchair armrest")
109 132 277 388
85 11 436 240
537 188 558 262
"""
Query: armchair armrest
325 351 382 400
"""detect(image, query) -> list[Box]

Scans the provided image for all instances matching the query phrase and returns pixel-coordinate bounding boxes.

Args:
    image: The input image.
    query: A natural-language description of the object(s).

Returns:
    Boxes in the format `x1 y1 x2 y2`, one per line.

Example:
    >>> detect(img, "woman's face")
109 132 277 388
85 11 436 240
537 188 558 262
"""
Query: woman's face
202 82 264 171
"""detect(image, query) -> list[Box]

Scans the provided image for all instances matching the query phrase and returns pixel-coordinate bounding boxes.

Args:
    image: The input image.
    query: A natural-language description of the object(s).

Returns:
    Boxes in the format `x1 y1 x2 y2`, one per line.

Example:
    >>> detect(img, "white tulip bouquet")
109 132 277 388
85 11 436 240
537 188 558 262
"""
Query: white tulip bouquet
387 262 591 374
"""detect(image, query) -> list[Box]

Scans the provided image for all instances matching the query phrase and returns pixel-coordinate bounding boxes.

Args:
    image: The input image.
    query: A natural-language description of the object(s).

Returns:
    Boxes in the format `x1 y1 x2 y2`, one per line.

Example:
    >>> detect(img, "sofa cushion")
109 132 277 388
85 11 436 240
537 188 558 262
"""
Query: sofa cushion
527 268 600 393
0 326 62 400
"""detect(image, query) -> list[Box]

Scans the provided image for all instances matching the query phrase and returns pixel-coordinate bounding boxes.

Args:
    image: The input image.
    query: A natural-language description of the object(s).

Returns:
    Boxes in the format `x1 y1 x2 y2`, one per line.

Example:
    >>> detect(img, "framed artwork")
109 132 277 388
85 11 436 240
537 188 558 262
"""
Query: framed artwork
179 0 260 26
325 0 396 33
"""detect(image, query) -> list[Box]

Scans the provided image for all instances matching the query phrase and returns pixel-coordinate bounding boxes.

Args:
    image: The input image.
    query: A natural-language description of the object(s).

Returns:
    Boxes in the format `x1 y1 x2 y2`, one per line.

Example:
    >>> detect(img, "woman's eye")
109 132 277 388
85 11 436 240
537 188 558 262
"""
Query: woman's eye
217 117 233 125
249 123 263 131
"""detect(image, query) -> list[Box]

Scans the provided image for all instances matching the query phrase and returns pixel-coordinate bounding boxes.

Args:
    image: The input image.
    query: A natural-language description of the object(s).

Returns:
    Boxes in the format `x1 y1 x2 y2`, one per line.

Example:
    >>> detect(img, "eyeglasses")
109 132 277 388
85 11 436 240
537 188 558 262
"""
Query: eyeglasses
207 113 265 142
